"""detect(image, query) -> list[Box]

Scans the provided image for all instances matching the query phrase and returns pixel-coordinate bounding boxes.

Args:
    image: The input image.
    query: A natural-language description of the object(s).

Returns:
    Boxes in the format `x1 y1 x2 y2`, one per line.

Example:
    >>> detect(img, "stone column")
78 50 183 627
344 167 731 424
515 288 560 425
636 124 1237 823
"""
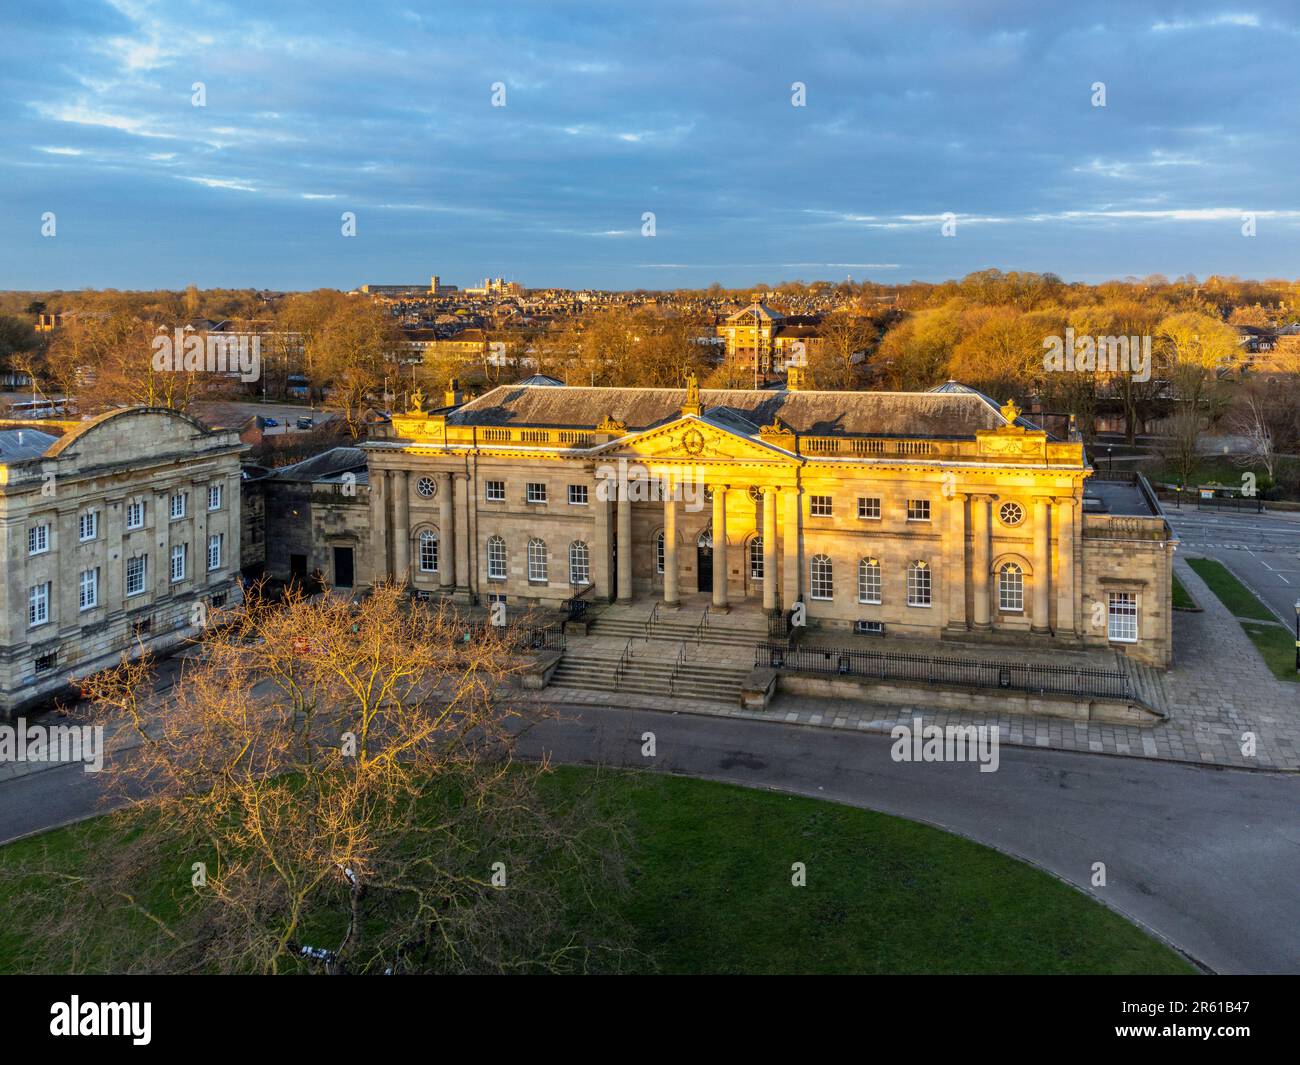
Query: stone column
438 471 454 589
947 491 968 629
616 478 633 603
592 473 613 602
711 484 729 610
1031 496 1052 633
761 486 778 613
971 494 991 629
452 473 469 591
1054 496 1076 634
391 470 410 585
369 464 388 582
662 479 679 608
782 486 801 609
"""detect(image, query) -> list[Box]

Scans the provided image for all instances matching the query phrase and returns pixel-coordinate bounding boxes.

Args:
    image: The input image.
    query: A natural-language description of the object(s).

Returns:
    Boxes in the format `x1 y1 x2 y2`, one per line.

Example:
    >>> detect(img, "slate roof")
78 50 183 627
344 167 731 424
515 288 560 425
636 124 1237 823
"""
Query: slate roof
0 428 59 461
447 384 1016 439
271 447 368 482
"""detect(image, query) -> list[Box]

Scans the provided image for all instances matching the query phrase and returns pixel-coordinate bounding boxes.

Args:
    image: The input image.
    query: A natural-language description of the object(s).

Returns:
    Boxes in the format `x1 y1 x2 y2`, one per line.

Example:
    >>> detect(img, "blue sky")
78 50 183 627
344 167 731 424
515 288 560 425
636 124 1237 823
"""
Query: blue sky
3 0 1298 291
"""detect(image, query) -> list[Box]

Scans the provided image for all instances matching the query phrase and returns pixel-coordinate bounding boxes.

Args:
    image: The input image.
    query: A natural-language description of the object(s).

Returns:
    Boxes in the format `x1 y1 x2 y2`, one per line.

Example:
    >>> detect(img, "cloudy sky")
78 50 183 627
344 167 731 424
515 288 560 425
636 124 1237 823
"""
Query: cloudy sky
3 0 1297 291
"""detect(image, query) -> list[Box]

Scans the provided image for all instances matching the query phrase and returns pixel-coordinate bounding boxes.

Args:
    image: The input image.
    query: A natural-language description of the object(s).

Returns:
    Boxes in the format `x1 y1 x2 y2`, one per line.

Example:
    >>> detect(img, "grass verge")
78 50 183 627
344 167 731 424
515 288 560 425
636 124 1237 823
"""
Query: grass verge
0 767 1195 975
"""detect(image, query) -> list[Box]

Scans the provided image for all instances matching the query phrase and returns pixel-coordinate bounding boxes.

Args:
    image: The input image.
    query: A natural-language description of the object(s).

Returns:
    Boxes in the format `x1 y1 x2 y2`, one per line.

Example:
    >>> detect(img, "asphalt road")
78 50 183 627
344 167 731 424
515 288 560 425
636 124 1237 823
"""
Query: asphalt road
1164 505 1300 623
3 703 1296 974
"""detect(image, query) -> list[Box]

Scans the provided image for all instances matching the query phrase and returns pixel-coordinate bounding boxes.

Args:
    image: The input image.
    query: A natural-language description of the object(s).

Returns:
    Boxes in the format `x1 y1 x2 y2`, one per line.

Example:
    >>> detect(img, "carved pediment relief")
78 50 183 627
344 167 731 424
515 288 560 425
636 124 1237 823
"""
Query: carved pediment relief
598 417 797 464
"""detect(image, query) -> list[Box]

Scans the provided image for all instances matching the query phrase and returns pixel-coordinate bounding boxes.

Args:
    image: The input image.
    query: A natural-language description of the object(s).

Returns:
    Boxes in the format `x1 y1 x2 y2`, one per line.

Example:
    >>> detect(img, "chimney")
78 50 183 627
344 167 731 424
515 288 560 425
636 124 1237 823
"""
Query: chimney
444 377 465 407
786 365 808 391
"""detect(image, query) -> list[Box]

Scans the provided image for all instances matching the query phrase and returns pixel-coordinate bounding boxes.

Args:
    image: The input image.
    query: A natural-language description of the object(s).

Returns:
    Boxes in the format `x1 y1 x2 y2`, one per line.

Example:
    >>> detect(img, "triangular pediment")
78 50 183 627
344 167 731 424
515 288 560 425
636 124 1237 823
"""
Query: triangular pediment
592 413 800 463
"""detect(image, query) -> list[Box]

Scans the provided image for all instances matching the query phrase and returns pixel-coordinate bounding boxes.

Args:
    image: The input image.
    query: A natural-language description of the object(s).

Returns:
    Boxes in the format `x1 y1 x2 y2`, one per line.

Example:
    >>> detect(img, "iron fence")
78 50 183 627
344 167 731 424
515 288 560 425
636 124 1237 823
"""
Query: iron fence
755 642 1130 700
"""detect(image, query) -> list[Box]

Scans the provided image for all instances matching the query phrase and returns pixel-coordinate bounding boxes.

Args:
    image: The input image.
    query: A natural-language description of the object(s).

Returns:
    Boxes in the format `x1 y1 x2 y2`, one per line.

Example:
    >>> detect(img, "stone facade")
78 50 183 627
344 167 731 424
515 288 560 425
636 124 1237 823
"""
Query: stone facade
0 408 245 714
359 379 1175 666
256 448 371 590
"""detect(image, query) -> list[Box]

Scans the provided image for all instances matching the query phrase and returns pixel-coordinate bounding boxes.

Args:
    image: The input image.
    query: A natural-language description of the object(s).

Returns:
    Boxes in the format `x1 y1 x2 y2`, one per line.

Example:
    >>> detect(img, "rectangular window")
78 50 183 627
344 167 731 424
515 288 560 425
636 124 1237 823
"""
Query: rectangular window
35 650 58 673
907 499 931 522
854 620 885 636
1108 592 1138 643
170 492 187 520
171 544 187 583
485 480 506 502
29 583 50 627
810 495 833 517
857 497 881 520
126 556 147 597
907 563 932 607
208 483 223 510
28 524 49 555
488 593 507 606
79 568 99 611
79 510 98 542
568 484 588 506
207 533 223 571
525 482 547 504
487 537 507 580
126 500 145 530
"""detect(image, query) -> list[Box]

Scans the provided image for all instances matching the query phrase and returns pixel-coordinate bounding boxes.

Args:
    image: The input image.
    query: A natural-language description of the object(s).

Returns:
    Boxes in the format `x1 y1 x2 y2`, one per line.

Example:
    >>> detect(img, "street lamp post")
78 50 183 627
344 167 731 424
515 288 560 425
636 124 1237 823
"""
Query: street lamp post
1294 599 1299 674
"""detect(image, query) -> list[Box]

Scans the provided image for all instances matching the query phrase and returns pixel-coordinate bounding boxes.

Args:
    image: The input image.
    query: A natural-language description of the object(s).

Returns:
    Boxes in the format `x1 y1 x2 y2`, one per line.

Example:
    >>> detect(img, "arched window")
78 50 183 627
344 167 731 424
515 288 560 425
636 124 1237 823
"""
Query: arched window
527 538 548 583
749 536 764 580
569 541 590 586
487 535 507 580
418 530 438 573
656 530 665 574
998 562 1023 612
907 560 931 607
857 557 880 604
810 554 833 600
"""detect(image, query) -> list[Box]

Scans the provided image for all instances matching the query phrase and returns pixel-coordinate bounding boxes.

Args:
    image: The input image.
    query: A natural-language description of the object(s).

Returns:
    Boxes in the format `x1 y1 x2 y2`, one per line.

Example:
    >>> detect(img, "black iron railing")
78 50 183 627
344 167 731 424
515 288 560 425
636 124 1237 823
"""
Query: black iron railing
459 621 566 652
562 583 594 621
755 642 1131 700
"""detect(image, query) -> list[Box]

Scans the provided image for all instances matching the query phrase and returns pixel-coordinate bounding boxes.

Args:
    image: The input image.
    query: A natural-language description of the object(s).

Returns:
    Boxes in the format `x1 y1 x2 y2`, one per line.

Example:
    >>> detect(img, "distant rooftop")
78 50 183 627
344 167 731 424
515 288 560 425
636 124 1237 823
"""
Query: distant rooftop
0 428 59 461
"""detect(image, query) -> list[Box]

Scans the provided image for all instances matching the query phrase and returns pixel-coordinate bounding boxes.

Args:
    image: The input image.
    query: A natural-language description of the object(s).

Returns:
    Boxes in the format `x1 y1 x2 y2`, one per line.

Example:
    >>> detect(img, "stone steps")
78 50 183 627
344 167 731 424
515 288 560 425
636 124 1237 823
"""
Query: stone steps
550 652 750 703
589 615 768 649
1123 659 1170 717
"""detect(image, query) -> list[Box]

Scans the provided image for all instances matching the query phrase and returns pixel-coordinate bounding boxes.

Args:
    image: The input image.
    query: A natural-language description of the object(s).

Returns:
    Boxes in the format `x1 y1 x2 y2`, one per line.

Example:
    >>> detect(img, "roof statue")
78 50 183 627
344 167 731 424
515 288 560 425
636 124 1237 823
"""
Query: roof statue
681 372 702 416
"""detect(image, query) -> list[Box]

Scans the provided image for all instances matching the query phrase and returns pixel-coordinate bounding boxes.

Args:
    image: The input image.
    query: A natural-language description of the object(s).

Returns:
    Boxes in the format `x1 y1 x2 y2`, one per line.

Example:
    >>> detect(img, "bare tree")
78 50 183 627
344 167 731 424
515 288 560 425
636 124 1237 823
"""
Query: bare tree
10 585 628 974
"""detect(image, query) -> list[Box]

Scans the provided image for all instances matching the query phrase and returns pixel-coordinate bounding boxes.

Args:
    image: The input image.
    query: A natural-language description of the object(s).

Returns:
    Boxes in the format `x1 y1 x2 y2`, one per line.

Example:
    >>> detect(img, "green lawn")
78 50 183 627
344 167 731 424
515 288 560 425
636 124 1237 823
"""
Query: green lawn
1171 572 1196 611
1240 622 1300 684
1185 558 1275 621
0 768 1195 975
1185 558 1297 683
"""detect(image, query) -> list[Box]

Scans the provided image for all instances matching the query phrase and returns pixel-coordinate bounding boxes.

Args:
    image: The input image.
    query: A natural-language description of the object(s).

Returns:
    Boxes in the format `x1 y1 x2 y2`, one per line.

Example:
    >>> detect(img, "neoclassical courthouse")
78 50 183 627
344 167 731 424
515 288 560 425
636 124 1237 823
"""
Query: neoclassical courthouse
0 377 1176 714
360 375 1175 666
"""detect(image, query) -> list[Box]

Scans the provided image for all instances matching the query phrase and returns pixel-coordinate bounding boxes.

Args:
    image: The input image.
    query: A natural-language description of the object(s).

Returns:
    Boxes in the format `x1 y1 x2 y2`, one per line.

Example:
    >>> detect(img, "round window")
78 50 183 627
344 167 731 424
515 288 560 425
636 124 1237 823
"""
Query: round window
416 476 436 498
998 501 1024 526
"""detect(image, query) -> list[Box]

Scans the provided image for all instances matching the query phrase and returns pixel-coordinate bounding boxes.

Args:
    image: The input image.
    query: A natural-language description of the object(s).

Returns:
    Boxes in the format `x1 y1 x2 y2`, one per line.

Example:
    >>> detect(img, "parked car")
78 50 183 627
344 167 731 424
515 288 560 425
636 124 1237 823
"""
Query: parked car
296 417 314 429
262 417 279 427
